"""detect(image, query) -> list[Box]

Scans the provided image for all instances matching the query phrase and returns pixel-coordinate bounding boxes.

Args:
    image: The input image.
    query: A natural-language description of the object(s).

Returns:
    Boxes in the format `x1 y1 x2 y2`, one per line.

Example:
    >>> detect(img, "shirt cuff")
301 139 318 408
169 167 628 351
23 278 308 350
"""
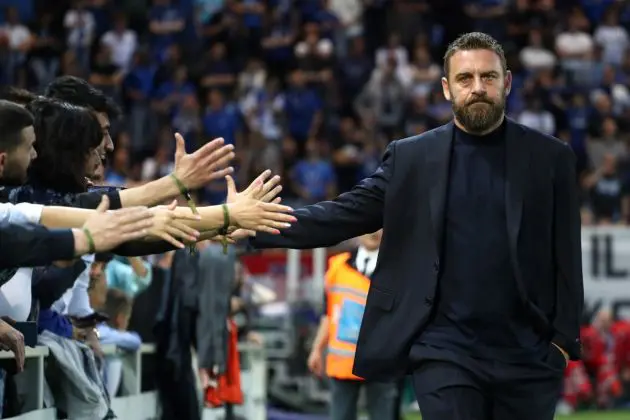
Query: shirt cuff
108 191 122 210
48 229 77 260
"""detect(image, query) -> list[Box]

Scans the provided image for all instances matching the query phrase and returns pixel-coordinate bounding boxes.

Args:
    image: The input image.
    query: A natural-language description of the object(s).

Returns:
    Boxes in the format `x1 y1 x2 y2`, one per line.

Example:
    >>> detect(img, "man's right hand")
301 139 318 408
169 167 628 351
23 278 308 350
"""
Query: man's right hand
225 170 294 235
76 195 155 254
307 350 323 377
0 318 24 373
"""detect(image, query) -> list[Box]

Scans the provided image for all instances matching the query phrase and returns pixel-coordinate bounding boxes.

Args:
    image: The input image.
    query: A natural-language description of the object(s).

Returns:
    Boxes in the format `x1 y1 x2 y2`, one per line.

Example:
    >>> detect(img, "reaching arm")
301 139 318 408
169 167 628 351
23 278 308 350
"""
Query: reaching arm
551 144 584 361
119 134 234 208
250 142 395 249
0 222 91 269
118 175 180 208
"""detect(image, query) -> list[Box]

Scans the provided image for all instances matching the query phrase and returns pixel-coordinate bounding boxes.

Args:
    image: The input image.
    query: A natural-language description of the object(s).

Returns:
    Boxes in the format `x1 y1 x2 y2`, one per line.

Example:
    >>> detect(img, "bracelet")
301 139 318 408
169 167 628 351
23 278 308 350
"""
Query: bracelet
82 228 96 254
169 173 199 213
219 204 230 254
170 173 200 254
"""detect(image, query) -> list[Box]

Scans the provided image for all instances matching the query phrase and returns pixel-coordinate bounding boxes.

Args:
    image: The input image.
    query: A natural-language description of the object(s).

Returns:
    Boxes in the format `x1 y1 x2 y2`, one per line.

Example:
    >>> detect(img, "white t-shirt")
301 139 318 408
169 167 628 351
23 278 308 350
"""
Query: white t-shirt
101 29 138 71
555 32 594 56
0 24 31 50
594 25 630 65
51 254 94 318
63 9 96 47
0 202 44 321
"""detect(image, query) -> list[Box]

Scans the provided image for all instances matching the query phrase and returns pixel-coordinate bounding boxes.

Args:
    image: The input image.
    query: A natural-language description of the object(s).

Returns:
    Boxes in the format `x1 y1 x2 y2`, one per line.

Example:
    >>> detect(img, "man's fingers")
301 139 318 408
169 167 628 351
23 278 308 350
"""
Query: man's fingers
12 331 24 373
262 219 294 230
195 137 225 157
205 147 235 174
158 232 186 249
272 197 282 204
256 226 281 235
225 175 237 195
167 200 177 210
174 132 187 160
257 175 281 200
245 170 272 195
96 195 110 213
117 219 152 236
261 185 282 203
260 203 294 215
210 167 234 182
112 208 154 225
168 221 199 241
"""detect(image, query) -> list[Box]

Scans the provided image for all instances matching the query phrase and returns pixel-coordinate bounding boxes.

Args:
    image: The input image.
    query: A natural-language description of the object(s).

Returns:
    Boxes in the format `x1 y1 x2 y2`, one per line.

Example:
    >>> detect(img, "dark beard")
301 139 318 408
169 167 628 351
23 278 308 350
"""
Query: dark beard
452 94 505 134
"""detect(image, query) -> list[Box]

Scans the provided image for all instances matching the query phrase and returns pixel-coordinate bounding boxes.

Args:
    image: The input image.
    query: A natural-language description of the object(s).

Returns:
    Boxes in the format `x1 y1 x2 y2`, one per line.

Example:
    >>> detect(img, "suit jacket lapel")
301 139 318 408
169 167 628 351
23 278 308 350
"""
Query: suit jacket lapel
504 119 529 256
504 119 530 301
424 122 454 253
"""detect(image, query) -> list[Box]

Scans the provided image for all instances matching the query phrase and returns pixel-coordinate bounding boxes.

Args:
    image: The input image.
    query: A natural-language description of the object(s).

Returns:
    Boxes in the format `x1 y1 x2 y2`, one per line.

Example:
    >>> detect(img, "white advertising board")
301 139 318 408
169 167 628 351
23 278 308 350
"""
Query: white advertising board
582 227 630 321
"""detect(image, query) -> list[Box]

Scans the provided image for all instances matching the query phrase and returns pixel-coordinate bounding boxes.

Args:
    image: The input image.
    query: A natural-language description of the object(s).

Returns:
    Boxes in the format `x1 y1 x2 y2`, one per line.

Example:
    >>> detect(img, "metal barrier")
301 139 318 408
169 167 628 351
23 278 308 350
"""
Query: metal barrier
1 342 266 420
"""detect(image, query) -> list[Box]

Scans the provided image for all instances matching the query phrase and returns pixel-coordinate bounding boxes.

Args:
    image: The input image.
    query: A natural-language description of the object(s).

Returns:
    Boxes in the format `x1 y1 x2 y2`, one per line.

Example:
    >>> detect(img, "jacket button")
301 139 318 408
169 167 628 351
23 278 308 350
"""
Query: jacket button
433 261 440 272
424 297 433 306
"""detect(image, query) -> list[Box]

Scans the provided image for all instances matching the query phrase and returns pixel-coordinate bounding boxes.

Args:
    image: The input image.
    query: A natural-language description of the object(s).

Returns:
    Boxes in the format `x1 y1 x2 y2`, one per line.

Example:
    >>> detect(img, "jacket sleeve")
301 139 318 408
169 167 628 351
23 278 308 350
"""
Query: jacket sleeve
0 222 75 270
551 144 584 360
73 190 123 210
112 241 177 256
250 142 395 250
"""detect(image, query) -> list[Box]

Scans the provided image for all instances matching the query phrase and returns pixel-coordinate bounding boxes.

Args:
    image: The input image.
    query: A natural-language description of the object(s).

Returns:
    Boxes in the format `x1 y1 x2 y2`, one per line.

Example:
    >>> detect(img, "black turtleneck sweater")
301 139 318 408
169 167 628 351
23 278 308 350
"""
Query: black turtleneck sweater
418 121 544 363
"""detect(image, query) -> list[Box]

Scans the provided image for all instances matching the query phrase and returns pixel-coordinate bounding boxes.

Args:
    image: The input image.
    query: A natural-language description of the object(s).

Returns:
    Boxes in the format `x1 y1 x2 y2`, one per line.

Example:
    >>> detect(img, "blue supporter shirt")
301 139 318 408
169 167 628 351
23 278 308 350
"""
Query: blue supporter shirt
292 159 336 201
149 5 183 54
202 104 241 145
283 88 321 141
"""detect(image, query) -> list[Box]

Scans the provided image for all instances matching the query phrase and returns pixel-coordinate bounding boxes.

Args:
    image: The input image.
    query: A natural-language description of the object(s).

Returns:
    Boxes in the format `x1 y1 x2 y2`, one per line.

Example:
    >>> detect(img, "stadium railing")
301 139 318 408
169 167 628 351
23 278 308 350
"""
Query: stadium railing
0 342 267 420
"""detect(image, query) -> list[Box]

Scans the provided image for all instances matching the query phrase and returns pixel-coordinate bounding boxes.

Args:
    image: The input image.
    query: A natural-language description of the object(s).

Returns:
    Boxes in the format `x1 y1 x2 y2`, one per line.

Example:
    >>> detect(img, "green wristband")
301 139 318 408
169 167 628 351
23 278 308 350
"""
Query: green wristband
82 228 96 254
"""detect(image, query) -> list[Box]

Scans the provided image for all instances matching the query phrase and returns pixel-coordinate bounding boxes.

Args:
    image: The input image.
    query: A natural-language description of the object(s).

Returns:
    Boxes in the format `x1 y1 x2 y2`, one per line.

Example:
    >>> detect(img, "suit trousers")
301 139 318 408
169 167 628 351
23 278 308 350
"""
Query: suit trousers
410 345 565 420
329 377 398 420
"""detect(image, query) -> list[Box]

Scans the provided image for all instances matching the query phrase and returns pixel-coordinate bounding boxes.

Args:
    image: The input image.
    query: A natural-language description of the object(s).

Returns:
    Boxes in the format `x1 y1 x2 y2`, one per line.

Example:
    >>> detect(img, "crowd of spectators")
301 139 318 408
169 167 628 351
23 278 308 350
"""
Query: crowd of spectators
4 0 630 415
1 0 628 216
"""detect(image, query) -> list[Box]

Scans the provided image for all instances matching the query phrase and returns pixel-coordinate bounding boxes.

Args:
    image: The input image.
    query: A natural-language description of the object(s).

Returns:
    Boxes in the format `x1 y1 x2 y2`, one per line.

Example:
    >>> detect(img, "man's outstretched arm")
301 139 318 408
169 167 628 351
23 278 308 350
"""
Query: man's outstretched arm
249 142 396 250
76 135 234 210
0 221 91 268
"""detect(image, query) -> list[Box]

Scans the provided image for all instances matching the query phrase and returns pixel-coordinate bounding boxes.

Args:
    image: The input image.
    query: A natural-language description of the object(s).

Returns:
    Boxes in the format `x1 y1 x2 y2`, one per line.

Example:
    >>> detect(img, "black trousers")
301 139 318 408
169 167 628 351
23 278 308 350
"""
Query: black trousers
410 345 565 420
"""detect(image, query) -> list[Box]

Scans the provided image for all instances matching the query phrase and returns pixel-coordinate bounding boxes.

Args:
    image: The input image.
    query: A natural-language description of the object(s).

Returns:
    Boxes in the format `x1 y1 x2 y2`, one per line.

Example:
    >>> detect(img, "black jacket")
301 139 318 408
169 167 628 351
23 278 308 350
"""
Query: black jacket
251 119 584 381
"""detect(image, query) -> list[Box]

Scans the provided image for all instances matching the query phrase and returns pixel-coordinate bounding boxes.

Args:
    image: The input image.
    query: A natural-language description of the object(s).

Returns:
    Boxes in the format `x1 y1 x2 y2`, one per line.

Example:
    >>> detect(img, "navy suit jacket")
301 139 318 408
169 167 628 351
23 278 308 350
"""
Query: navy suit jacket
252 119 584 381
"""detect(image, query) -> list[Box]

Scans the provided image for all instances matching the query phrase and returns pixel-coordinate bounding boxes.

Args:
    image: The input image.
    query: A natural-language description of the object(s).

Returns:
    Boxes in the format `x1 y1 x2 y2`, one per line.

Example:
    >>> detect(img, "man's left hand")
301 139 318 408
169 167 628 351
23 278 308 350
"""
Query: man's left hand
172 133 235 190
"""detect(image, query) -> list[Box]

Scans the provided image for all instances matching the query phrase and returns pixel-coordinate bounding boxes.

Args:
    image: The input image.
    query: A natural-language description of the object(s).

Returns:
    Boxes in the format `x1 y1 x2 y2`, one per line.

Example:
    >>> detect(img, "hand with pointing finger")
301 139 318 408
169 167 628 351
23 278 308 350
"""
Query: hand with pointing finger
172 133 235 190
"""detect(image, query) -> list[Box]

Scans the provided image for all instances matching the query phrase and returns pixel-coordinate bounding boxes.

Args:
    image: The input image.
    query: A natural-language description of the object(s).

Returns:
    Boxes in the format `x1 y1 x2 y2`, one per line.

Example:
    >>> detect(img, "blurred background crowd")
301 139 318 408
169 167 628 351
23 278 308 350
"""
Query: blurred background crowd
2 0 630 417
5 0 630 219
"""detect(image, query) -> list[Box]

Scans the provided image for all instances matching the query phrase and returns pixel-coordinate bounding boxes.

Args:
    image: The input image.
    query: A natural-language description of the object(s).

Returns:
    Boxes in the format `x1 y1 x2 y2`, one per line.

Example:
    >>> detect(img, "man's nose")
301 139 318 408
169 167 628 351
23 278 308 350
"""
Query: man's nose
471 76 487 94
106 135 114 152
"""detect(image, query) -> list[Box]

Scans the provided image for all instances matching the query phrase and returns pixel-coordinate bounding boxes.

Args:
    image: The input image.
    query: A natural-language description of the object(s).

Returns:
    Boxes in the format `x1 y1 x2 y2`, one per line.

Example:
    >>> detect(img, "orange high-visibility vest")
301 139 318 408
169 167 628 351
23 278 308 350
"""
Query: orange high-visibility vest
325 252 370 381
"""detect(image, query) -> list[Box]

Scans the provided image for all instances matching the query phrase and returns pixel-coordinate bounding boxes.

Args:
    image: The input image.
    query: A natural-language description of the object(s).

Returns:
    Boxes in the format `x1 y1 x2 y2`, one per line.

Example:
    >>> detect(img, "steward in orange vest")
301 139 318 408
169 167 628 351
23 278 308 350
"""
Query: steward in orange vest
307 231 398 420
